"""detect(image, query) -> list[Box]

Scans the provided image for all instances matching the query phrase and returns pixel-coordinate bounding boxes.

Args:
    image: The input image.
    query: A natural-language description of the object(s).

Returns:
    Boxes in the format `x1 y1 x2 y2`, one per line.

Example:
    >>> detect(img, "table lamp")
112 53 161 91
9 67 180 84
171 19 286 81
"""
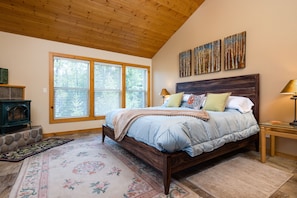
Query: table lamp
160 88 170 103
281 79 297 126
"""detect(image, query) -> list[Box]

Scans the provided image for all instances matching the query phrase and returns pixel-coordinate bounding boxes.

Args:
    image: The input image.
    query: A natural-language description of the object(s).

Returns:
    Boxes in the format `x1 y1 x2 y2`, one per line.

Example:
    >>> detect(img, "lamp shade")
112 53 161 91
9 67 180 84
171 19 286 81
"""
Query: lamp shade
160 88 170 97
281 80 297 95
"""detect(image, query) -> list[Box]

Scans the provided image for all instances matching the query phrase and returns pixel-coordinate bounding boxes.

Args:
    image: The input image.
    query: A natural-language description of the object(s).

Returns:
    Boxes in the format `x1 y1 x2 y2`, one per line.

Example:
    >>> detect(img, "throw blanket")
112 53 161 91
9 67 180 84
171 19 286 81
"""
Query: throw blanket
112 109 209 141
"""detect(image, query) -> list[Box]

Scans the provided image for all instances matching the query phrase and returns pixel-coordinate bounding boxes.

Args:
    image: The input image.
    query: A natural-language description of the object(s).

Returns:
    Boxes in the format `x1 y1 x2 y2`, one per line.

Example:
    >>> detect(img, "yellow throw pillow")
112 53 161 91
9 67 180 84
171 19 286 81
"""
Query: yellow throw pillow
203 92 231 111
166 92 184 107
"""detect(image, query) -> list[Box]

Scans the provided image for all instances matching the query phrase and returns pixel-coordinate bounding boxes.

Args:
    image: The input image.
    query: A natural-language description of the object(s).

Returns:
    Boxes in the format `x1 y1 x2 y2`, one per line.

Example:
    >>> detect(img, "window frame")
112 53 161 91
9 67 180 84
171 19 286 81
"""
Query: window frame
49 52 150 124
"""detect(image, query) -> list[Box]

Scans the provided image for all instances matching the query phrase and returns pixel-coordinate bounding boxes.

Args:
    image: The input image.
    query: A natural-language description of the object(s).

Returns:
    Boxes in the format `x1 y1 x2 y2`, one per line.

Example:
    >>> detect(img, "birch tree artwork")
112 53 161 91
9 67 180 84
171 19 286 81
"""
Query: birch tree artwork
224 31 246 70
179 50 192 77
194 40 221 75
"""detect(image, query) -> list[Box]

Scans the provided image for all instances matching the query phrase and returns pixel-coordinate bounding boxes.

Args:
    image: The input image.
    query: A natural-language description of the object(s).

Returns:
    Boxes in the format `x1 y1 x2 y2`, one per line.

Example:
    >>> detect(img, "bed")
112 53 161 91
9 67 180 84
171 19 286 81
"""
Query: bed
102 73 260 195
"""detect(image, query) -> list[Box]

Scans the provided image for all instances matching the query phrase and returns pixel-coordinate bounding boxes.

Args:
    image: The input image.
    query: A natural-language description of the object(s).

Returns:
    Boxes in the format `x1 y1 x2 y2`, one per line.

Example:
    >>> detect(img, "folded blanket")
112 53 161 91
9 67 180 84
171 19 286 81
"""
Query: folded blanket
112 109 209 141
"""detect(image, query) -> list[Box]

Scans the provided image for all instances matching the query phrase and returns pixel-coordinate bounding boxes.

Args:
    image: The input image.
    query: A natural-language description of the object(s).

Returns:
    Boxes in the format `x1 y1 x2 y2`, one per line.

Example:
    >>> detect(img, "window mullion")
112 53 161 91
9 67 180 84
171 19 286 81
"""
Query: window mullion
89 60 95 117
122 65 126 108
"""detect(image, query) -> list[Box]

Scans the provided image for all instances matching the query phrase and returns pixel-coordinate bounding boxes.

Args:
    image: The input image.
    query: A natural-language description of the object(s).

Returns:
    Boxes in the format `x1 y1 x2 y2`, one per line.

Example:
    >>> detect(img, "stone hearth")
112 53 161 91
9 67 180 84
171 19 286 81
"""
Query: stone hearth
0 126 42 153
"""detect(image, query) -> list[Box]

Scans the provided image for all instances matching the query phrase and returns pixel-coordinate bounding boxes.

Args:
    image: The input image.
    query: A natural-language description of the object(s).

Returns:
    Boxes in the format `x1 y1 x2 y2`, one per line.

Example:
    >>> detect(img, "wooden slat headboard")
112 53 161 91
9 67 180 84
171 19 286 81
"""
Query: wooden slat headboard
176 74 260 122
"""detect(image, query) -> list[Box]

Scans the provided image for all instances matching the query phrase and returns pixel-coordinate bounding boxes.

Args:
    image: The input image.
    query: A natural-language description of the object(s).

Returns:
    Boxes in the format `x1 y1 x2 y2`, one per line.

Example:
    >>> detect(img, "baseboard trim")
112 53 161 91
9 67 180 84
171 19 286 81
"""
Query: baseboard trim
43 127 102 138
275 151 297 161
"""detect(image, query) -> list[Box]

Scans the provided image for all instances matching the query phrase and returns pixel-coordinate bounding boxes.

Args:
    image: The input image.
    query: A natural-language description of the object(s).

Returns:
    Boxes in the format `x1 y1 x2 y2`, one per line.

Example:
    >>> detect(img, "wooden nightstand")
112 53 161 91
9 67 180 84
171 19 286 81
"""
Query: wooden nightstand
260 121 297 162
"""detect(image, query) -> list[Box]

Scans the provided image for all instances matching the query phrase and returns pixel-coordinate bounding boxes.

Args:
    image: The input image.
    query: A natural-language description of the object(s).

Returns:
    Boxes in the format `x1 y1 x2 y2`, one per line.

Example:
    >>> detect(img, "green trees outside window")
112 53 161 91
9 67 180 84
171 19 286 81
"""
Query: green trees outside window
49 53 150 123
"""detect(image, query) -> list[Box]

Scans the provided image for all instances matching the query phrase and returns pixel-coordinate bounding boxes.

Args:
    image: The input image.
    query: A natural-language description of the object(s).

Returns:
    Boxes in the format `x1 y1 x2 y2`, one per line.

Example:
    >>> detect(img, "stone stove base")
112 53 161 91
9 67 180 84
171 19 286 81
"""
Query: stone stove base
0 126 42 153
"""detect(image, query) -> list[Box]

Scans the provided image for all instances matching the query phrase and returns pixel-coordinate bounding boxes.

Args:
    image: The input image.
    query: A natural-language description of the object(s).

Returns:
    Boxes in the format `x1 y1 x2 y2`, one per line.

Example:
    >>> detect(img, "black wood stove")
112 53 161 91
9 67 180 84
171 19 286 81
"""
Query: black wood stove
0 99 31 134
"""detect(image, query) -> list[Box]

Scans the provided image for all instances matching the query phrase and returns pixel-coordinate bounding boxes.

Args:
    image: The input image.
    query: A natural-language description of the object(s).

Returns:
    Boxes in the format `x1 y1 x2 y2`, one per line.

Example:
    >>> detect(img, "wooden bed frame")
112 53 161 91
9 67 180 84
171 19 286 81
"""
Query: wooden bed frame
102 73 260 195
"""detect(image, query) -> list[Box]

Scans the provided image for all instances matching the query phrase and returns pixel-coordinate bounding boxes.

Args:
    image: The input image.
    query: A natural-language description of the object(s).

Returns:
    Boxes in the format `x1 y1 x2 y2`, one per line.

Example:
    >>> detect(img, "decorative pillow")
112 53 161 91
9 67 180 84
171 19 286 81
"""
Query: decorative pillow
166 92 184 107
226 96 254 113
183 94 205 109
203 92 231 112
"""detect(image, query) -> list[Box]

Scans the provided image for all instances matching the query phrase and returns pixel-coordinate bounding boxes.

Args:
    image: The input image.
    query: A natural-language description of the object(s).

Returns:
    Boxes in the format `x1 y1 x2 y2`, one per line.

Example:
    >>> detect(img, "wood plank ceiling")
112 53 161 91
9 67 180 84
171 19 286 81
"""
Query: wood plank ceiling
0 0 204 58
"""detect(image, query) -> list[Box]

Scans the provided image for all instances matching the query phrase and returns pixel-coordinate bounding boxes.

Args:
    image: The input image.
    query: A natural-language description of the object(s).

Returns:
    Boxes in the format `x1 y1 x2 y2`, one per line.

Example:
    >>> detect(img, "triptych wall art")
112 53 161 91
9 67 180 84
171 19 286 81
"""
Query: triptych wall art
179 50 192 77
179 31 246 77
194 40 221 75
224 31 246 70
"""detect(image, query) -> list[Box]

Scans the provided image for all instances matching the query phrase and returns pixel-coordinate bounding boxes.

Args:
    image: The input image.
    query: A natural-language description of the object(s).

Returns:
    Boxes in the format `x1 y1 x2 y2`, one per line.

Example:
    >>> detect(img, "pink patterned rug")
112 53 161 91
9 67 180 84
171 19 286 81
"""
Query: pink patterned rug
10 136 198 198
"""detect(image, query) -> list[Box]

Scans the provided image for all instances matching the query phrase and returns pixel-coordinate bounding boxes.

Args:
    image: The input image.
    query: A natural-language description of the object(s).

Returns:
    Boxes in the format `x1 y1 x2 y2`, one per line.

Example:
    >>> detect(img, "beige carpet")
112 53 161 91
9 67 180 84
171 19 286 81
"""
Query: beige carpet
186 156 293 198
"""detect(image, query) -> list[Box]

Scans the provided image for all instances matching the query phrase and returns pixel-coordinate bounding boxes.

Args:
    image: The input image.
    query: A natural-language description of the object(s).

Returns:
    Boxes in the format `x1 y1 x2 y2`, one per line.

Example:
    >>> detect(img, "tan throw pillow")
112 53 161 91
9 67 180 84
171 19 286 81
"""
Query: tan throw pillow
166 92 184 107
203 92 231 111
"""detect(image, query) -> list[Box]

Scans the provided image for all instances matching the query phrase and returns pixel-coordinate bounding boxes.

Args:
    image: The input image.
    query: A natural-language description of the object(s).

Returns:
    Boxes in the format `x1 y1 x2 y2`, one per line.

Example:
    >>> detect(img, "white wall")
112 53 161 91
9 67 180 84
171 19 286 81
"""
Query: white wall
152 0 297 156
0 31 151 134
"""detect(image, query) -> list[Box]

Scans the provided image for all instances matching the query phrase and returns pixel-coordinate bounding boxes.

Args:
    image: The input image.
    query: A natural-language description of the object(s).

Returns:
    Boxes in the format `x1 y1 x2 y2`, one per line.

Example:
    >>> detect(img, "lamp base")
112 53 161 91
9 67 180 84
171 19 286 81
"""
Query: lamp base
289 120 297 126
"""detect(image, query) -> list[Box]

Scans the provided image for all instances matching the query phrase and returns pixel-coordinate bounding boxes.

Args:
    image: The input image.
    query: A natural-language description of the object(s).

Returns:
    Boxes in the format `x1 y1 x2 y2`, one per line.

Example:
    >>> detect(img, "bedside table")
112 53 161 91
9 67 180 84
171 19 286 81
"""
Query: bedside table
260 121 297 162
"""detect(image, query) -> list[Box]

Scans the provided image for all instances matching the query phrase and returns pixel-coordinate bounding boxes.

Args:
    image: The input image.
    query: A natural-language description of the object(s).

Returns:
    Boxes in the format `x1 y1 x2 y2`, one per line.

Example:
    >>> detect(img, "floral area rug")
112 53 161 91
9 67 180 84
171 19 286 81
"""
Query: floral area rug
9 136 199 198
0 138 73 162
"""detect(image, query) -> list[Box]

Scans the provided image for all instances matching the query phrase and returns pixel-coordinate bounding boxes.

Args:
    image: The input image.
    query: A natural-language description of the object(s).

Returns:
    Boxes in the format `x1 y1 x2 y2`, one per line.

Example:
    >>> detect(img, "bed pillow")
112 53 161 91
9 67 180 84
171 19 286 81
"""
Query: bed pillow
182 94 205 109
180 94 192 107
182 94 192 102
226 96 254 113
162 95 170 106
203 92 231 111
166 92 184 107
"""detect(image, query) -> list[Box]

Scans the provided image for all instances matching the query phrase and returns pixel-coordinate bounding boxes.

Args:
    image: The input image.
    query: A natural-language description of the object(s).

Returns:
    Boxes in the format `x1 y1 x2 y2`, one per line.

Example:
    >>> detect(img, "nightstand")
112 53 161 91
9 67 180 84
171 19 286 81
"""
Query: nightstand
260 121 297 162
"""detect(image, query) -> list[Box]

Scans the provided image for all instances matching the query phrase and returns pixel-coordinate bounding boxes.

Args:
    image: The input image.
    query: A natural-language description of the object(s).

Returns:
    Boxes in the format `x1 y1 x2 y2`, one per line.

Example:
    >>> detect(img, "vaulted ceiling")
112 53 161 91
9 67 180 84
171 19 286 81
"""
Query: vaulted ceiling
0 0 204 58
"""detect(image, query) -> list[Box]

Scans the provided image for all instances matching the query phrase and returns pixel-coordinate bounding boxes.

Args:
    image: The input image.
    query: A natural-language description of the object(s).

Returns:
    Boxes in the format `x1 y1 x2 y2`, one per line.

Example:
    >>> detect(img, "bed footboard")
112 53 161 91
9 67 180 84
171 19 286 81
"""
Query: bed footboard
102 124 259 195
102 124 172 194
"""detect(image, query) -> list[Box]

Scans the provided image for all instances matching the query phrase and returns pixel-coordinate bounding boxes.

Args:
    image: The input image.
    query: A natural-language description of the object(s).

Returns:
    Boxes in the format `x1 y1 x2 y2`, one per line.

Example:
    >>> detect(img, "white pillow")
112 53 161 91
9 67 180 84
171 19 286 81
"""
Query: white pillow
182 94 192 102
226 96 254 113
162 96 170 106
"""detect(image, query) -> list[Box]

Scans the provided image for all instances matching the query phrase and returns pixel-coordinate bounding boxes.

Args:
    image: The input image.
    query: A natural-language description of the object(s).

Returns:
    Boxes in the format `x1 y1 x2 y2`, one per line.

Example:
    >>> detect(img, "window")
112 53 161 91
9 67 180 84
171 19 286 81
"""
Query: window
52 57 90 119
94 62 122 116
49 53 150 123
125 66 148 108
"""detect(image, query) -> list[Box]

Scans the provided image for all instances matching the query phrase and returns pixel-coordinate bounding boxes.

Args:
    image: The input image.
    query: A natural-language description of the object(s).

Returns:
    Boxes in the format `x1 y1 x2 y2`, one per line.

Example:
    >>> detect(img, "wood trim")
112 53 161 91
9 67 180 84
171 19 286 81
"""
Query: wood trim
263 148 297 161
0 85 25 88
49 52 55 123
48 52 151 123
122 65 127 108
43 127 102 138
89 61 95 117
50 52 150 68
275 151 297 161
0 85 26 99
